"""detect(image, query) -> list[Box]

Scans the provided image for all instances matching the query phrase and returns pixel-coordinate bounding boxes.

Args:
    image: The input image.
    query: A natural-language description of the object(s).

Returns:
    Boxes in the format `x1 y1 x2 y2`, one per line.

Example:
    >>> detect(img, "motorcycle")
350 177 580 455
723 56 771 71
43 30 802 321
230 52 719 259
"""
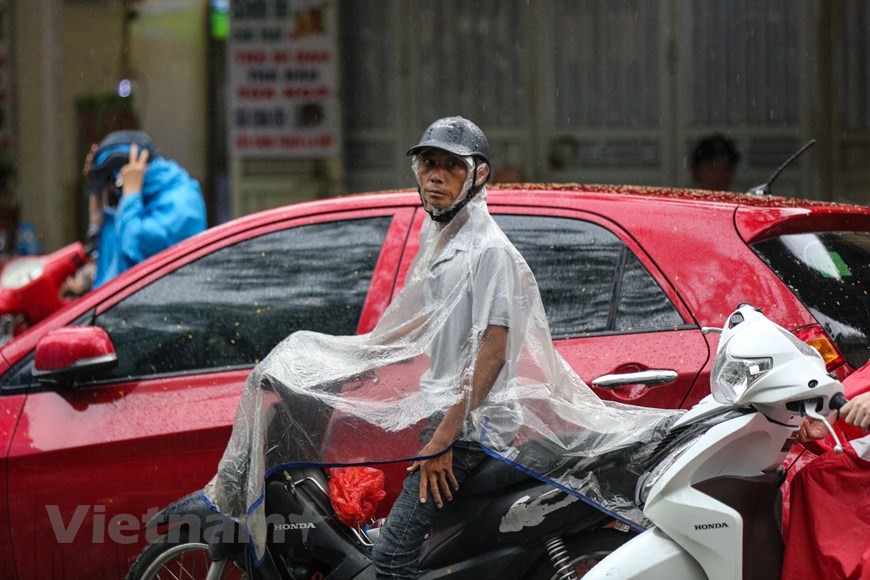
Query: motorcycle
127 448 639 580
584 303 848 580
0 241 91 344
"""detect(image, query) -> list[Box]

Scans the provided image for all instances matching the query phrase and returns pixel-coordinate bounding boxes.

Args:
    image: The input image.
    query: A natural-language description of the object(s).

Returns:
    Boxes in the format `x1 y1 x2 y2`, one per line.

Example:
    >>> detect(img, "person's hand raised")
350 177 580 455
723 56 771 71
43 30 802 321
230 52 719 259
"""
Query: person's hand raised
118 143 150 196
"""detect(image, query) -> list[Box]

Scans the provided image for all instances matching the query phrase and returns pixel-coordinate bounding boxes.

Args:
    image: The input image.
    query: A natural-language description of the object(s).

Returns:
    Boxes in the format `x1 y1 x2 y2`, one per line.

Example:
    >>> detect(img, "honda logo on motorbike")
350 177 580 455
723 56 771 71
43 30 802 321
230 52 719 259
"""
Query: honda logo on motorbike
274 522 315 530
694 522 729 530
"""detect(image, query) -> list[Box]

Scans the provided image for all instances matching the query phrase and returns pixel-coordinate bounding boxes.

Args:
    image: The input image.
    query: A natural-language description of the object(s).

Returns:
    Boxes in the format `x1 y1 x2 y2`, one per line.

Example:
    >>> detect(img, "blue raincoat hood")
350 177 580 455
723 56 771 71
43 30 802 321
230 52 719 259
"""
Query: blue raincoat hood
94 157 206 287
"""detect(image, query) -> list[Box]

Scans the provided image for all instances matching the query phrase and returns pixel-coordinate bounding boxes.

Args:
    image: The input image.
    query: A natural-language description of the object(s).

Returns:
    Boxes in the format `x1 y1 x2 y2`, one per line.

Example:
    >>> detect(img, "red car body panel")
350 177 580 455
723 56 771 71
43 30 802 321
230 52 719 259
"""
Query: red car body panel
734 203 870 243
6 373 245 578
554 331 709 408
398 202 712 409
0 186 867 579
0 388 22 577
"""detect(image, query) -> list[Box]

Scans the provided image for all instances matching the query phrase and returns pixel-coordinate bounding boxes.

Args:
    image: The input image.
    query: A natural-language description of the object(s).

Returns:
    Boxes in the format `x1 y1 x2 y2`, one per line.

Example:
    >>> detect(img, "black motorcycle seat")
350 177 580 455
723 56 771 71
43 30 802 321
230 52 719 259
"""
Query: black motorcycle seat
459 454 537 496
458 435 644 498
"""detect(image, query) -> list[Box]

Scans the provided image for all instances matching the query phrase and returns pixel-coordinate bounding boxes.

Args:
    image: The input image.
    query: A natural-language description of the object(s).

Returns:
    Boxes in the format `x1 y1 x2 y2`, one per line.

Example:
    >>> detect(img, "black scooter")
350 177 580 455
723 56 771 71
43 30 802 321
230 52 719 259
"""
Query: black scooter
127 451 637 580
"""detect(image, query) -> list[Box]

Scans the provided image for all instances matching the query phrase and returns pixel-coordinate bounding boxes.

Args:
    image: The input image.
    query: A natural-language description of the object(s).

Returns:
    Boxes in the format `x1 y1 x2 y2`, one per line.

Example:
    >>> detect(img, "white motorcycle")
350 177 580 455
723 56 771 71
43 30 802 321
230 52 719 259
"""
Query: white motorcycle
585 303 848 580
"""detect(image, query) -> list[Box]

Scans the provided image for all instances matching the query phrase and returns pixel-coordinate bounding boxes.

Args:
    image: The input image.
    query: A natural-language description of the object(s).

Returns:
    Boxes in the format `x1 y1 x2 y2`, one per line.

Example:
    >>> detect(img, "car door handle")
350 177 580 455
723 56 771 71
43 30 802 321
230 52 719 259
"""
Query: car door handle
592 370 679 389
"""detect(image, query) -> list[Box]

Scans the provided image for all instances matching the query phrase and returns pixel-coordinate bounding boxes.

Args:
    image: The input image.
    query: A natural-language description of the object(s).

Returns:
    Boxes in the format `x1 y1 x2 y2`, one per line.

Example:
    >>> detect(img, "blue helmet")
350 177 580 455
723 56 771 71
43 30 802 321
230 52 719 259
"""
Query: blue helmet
87 130 157 195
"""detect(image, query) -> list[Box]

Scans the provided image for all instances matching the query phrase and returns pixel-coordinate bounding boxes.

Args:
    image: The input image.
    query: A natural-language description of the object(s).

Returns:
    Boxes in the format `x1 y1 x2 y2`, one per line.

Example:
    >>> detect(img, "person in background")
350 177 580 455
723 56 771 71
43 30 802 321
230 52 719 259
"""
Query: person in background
64 130 206 293
690 134 741 191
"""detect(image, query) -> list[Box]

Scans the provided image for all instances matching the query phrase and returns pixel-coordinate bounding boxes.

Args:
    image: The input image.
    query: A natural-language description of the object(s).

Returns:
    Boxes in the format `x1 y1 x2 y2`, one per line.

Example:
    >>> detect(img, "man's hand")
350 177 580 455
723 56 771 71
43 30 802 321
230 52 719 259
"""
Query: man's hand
83 143 97 177
407 445 458 508
118 143 149 195
61 263 96 298
405 325 507 508
796 417 829 443
841 392 870 431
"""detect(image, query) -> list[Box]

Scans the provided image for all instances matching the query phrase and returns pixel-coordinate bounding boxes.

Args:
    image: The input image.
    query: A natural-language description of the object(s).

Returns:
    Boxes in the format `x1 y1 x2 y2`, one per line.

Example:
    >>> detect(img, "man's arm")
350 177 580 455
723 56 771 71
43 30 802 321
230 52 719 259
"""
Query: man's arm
408 324 508 507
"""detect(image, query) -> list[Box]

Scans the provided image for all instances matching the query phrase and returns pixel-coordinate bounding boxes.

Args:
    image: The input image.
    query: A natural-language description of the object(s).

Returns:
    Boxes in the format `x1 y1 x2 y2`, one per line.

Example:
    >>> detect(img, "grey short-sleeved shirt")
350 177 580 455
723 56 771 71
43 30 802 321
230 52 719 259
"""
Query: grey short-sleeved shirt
420 238 521 443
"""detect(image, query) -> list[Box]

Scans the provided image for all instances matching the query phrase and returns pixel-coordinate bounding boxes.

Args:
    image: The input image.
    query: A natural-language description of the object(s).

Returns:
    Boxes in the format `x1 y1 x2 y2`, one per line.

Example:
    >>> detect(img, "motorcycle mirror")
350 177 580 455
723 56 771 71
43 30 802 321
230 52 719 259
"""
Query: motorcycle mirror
33 326 118 385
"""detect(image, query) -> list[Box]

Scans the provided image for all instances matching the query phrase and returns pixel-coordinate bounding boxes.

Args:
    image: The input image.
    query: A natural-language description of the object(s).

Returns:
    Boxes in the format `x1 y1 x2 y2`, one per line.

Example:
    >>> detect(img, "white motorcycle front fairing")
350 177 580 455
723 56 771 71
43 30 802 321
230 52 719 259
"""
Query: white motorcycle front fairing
583 526 704 579
587 411 795 580
587 305 846 579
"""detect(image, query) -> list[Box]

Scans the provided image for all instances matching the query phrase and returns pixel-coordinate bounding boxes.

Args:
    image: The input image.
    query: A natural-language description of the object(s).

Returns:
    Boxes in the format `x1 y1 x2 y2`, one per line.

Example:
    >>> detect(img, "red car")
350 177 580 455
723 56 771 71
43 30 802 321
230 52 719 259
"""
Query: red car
1 185 868 579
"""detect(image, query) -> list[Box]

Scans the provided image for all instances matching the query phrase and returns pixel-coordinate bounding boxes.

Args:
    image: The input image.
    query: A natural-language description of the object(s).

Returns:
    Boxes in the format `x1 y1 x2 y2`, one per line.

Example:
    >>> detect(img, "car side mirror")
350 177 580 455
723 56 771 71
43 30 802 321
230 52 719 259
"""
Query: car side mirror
33 326 118 384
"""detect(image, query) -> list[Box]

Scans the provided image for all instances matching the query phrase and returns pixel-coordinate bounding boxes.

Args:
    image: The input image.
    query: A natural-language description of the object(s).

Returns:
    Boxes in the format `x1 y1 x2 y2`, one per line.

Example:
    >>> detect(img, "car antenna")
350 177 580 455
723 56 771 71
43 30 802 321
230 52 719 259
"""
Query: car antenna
746 139 816 196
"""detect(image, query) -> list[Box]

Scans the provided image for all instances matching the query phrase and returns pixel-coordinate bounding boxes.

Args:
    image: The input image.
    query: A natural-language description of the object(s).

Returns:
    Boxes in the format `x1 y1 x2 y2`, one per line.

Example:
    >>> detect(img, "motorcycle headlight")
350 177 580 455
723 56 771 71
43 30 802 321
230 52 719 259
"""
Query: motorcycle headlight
710 350 772 404
635 436 699 506
0 257 45 290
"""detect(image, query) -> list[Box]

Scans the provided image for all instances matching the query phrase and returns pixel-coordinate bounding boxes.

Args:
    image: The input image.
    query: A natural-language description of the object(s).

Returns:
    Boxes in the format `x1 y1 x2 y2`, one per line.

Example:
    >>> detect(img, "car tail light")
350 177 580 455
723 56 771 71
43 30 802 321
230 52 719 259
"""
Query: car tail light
792 324 846 371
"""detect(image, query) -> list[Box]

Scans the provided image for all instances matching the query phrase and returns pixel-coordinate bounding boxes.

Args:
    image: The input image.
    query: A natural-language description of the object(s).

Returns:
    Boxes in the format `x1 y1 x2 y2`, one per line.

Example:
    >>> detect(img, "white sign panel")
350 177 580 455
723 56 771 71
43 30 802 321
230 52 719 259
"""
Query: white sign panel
229 0 340 158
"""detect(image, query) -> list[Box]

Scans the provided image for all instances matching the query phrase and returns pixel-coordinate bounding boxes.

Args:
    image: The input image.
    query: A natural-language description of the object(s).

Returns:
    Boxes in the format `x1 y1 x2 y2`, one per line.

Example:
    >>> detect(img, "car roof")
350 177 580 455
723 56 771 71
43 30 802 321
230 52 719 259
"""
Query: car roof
486 184 870 242
216 181 870 218
177 182 870 253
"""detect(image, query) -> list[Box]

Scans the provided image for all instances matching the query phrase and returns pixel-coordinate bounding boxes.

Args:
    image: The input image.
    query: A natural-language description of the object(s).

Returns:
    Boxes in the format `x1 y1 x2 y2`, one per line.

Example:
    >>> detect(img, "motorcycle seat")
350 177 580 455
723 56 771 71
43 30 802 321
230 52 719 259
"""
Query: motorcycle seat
460 453 538 496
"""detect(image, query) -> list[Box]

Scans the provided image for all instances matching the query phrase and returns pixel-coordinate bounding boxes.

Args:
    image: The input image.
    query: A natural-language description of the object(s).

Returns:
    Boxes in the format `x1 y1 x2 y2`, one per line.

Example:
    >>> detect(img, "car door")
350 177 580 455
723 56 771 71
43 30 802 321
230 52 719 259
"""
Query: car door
489 207 710 409
2 207 413 580
396 206 709 410
0 368 22 578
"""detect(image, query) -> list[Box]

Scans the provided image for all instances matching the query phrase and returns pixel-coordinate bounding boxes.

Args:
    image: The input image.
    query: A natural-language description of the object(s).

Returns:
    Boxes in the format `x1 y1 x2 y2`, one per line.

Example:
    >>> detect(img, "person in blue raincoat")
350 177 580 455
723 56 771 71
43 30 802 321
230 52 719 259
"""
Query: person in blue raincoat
68 130 207 292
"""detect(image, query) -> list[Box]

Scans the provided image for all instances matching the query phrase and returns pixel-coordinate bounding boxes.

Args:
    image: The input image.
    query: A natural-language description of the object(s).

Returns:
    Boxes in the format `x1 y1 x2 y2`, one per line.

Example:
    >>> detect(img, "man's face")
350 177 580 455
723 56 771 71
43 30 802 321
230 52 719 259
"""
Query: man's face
415 149 470 208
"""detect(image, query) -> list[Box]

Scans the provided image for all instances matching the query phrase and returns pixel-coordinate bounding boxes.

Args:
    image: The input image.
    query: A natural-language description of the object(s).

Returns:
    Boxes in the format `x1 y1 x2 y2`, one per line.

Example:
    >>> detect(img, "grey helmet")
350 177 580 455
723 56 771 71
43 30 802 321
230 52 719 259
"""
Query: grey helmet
406 116 491 165
407 116 491 222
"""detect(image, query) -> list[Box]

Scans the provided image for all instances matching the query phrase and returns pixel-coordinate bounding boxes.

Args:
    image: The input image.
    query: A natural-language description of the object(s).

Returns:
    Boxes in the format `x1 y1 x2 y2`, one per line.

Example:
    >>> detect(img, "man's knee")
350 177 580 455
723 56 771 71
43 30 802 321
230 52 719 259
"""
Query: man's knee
371 524 421 580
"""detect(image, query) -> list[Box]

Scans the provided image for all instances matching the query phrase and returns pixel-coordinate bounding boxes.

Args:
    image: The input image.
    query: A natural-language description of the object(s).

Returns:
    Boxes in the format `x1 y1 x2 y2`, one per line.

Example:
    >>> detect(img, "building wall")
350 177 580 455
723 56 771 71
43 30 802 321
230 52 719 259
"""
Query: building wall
12 0 206 253
9 1 870 252
129 1 208 185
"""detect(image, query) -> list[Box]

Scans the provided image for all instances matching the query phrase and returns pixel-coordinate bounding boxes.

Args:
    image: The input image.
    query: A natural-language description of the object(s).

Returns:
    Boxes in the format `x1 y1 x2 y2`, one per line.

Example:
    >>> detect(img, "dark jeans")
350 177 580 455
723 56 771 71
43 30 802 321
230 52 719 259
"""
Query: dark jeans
371 441 487 579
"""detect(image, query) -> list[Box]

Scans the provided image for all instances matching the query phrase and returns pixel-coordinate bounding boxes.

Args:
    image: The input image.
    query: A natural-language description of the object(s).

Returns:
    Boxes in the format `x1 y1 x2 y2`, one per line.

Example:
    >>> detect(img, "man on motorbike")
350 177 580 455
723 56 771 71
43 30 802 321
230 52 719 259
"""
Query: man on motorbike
369 116 523 579
203 116 677 577
65 130 206 293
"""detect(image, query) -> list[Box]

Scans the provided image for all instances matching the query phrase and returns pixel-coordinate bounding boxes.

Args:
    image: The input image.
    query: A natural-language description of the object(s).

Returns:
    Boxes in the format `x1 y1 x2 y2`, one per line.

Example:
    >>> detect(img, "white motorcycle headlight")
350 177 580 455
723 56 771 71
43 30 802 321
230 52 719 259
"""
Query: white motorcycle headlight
636 436 699 506
0 257 45 290
711 352 772 404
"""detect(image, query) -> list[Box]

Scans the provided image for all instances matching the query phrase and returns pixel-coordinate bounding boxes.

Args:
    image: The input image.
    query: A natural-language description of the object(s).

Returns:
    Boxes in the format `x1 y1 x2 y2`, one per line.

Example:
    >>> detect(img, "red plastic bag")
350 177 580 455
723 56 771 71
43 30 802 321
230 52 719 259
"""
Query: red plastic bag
328 466 387 527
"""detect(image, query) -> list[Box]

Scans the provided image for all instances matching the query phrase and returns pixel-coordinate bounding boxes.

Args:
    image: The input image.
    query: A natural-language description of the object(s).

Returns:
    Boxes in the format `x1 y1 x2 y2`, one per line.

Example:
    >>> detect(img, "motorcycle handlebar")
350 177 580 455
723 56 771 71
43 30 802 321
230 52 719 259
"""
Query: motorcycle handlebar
830 393 849 412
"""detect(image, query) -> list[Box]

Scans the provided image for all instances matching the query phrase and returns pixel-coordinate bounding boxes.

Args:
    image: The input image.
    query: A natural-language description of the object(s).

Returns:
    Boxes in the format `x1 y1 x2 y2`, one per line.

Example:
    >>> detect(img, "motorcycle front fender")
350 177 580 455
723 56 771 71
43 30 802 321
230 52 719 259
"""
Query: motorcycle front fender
585 527 704 579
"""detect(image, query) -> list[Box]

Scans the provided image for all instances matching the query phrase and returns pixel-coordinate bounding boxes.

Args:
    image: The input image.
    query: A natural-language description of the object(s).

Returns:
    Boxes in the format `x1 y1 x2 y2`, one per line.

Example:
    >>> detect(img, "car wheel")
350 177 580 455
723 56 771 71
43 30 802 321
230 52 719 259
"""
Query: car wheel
126 529 246 580
529 529 632 579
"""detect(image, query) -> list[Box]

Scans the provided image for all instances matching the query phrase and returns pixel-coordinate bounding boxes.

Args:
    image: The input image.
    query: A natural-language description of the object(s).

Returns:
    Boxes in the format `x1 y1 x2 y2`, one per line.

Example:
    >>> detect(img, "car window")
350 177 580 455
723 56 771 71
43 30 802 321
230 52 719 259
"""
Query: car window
92 217 391 381
493 214 683 338
752 231 870 369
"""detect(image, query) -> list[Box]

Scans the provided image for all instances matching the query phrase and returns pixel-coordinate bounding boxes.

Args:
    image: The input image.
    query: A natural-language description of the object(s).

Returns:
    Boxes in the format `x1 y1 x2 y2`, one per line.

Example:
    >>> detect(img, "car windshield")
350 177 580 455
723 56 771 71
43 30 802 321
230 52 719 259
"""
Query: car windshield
751 231 870 370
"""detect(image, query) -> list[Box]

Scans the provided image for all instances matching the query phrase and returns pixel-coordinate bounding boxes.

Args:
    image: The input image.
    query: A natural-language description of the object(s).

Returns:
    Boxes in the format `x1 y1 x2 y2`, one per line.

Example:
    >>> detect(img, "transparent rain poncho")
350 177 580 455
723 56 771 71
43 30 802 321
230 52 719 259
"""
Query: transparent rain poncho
204 190 682 560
